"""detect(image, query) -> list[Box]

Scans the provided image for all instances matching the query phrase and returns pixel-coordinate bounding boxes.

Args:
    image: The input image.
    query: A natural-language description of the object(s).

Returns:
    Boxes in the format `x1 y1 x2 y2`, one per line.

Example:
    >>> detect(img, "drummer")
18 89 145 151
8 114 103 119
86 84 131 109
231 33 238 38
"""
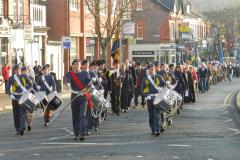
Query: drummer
141 63 165 136
89 60 104 131
6 64 32 136
37 65 57 126
20 66 35 131
65 59 92 141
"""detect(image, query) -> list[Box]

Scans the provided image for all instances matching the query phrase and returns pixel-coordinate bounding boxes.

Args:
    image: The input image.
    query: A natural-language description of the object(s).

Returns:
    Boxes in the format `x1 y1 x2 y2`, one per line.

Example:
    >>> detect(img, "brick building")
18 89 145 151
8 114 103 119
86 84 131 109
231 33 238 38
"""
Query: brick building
129 0 184 65
47 0 85 75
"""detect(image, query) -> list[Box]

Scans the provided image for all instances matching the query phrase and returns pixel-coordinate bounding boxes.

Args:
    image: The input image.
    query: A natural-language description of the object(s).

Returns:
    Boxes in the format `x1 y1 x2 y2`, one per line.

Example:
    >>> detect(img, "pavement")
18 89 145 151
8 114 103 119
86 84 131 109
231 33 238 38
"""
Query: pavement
0 88 71 113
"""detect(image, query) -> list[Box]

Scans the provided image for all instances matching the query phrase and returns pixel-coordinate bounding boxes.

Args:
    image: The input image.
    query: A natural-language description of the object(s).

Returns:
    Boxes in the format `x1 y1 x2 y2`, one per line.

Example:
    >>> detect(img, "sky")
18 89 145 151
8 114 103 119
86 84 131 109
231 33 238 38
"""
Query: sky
191 0 237 12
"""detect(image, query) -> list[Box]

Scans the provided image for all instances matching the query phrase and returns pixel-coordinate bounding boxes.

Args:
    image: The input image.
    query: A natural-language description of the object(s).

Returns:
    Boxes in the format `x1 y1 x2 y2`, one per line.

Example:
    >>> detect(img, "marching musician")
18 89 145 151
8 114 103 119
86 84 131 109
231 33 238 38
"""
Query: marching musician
6 64 33 136
89 60 104 131
20 66 35 131
80 59 92 136
98 60 111 99
65 59 92 141
37 65 57 126
110 62 122 116
141 63 165 136
133 61 146 108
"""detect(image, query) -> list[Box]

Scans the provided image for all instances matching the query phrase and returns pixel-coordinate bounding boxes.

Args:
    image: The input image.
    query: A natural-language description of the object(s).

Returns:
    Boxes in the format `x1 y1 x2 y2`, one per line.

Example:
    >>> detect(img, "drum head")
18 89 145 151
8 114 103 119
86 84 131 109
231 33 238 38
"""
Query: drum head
34 91 47 101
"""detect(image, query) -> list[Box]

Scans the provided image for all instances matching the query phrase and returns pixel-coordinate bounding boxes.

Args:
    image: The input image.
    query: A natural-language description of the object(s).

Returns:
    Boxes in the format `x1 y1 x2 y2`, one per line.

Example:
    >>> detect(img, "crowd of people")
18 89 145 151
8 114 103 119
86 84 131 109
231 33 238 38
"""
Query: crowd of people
0 58 238 140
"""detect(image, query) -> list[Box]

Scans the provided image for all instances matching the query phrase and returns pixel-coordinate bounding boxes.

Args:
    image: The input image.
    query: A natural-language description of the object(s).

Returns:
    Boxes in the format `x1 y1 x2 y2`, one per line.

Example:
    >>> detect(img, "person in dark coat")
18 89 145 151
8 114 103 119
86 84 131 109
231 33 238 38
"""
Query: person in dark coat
133 61 146 108
120 63 134 112
174 65 186 112
65 59 91 141
182 66 195 103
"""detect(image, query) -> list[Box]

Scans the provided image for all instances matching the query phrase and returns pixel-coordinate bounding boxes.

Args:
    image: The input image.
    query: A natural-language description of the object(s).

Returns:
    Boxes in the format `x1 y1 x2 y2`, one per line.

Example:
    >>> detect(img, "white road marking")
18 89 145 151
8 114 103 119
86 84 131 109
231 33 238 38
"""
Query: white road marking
42 142 117 146
167 144 191 147
223 117 233 123
208 158 214 160
226 127 240 136
186 107 203 111
33 154 39 156
66 154 72 156
220 111 228 115
224 92 232 105
136 156 143 158
173 156 180 159
0 154 5 156
48 127 74 140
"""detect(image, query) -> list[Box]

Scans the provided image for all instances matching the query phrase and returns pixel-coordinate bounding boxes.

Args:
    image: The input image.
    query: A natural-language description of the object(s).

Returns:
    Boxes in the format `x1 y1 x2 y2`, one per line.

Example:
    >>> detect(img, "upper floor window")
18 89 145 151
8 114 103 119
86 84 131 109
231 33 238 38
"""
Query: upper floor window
0 0 3 16
171 23 175 39
31 0 46 5
12 0 23 22
136 0 143 11
69 0 78 11
136 20 144 40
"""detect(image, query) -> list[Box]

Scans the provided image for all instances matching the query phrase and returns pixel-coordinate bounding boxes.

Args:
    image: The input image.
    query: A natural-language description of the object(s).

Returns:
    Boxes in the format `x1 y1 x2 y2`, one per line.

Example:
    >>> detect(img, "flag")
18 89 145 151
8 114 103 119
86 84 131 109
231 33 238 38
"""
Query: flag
111 32 120 63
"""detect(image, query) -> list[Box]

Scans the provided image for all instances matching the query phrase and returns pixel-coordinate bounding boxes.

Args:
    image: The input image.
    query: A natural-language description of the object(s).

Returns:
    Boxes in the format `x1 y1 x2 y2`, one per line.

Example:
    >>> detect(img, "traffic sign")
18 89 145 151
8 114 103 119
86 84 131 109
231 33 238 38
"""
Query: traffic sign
62 36 71 49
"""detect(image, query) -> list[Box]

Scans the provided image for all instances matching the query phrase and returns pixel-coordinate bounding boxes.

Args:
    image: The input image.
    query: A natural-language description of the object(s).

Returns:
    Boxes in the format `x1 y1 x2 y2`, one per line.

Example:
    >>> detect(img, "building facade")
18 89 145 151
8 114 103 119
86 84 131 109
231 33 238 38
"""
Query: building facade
129 0 184 65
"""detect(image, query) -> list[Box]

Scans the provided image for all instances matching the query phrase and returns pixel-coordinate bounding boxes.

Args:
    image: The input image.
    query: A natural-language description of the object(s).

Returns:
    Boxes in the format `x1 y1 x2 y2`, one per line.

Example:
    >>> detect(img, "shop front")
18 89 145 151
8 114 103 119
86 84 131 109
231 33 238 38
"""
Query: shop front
129 44 177 65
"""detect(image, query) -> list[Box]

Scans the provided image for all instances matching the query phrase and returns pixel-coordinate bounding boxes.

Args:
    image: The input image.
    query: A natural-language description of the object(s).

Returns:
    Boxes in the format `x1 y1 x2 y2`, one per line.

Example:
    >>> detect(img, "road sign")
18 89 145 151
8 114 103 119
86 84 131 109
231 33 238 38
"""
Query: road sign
62 36 71 49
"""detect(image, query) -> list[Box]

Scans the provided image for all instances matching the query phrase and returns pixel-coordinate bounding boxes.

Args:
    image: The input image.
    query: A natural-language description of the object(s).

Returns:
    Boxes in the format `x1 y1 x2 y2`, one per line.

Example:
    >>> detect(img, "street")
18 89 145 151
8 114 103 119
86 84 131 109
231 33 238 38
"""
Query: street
0 79 240 160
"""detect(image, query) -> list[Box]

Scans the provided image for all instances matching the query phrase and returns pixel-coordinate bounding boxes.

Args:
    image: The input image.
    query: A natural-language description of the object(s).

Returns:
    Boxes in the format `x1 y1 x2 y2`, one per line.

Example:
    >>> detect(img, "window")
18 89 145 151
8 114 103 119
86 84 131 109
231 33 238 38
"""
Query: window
136 0 143 11
136 21 144 40
12 0 24 22
69 0 78 11
70 37 78 63
171 23 175 39
0 0 3 16
18 0 23 21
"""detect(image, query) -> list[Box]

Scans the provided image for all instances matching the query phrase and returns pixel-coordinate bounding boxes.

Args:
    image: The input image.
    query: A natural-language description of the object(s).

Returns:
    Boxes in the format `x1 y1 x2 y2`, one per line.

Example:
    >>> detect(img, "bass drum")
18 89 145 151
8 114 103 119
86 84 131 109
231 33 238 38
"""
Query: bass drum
19 92 39 113
47 92 62 110
153 88 174 113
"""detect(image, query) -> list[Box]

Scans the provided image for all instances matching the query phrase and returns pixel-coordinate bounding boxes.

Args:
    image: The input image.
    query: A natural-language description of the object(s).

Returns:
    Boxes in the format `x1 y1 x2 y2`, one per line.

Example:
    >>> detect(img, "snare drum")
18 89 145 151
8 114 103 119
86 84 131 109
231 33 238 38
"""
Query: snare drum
34 91 48 107
47 92 62 110
153 88 174 113
89 85 110 112
19 92 39 112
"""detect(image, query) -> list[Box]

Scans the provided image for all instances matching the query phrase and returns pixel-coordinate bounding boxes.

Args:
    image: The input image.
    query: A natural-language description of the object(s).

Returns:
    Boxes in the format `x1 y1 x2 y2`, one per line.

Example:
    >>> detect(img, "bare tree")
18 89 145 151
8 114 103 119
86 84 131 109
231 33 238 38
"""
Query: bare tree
85 0 134 62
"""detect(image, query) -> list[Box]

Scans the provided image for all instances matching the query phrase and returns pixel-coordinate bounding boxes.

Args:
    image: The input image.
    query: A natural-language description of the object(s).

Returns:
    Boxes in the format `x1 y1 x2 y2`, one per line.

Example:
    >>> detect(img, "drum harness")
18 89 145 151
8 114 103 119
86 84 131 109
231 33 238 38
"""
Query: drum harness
13 75 36 116
49 80 94 125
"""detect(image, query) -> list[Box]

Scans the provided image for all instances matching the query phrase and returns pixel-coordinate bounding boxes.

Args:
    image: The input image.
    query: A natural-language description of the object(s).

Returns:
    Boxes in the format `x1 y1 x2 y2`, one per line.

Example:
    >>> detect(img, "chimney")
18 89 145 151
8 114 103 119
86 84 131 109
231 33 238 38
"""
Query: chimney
186 0 192 14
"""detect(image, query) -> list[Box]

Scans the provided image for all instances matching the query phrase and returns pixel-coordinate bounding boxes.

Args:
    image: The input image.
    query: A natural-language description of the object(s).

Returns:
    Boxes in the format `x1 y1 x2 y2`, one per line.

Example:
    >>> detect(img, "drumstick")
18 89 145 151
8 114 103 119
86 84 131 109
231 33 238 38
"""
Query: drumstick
48 81 94 125
0 81 5 87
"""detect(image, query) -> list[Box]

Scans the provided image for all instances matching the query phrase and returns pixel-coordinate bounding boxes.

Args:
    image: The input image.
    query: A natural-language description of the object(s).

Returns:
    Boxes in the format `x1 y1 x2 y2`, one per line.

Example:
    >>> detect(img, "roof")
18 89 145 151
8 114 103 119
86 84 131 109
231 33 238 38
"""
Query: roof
154 0 184 13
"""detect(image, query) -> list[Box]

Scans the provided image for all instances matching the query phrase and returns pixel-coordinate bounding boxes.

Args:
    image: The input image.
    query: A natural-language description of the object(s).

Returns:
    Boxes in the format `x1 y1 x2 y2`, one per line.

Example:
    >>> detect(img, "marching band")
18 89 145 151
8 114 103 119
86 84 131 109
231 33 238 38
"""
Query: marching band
7 58 213 140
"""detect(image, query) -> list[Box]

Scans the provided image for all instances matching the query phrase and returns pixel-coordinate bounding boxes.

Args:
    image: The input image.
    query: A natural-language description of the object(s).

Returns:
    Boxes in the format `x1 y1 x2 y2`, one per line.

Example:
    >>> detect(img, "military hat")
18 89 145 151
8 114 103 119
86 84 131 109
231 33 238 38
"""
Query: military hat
90 60 98 66
81 59 89 65
21 66 28 71
13 64 20 70
72 59 80 65
169 64 175 68
154 61 159 66
97 60 106 65
147 63 154 69
135 61 141 66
